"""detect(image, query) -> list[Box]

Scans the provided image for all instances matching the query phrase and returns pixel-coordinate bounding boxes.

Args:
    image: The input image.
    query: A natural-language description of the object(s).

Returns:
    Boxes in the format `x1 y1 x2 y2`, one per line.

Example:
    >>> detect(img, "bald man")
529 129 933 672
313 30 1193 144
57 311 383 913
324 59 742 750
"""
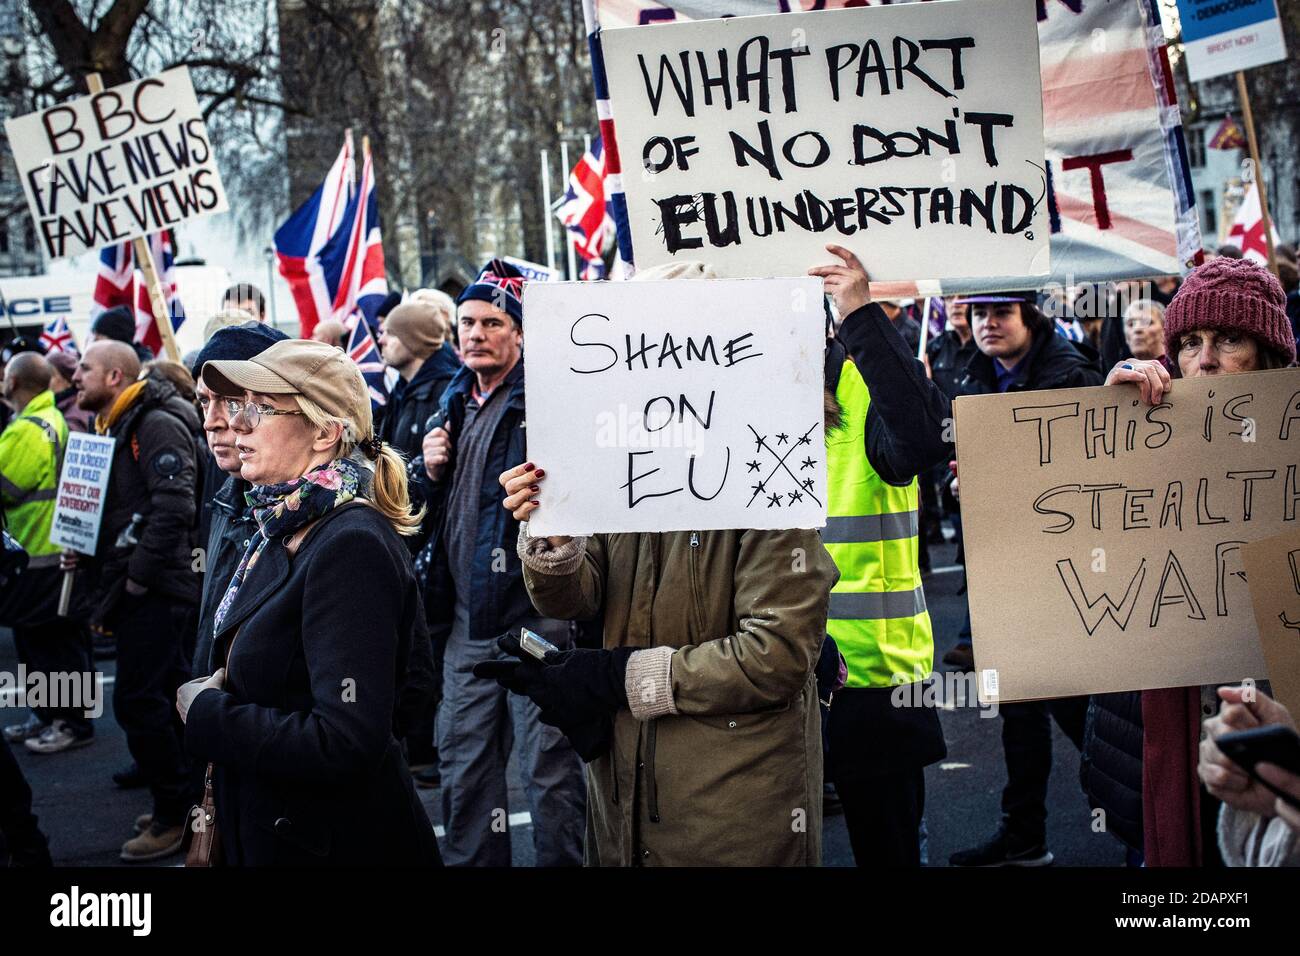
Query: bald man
70 339 203 862
0 351 94 757
310 319 346 347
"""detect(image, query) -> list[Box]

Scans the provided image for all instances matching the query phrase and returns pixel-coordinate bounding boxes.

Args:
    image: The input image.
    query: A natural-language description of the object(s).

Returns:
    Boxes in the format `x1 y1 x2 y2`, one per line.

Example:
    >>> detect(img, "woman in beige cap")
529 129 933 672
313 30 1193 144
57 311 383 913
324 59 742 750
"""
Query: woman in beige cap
177 338 440 866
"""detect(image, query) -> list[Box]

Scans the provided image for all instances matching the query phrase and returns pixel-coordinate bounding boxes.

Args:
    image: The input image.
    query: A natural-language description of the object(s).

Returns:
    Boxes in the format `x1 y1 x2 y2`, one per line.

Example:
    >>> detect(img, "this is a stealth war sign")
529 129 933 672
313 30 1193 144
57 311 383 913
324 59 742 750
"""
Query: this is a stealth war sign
4 67 228 260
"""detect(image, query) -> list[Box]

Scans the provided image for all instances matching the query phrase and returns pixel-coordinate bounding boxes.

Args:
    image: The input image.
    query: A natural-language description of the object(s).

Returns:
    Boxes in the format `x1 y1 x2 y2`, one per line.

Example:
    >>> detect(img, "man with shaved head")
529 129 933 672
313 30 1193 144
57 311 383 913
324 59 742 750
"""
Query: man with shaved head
70 338 203 863
1 351 95 757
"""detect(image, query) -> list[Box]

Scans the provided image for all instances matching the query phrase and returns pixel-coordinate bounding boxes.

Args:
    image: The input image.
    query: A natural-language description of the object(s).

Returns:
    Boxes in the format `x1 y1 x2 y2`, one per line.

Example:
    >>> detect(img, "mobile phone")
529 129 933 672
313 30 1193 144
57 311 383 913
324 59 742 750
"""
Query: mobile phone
519 627 559 661
1216 725 1300 811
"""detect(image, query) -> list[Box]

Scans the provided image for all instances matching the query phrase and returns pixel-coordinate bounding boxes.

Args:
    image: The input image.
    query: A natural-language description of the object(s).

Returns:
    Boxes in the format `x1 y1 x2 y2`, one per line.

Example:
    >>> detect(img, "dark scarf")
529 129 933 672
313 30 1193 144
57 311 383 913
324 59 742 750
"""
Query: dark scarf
211 457 363 636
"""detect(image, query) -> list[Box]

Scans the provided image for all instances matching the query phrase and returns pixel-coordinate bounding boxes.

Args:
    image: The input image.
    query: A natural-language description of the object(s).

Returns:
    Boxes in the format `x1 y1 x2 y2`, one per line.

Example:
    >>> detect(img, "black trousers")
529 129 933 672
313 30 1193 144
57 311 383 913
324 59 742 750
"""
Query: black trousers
999 696 1089 844
835 769 927 867
0 738 50 866
111 592 194 827
12 618 95 735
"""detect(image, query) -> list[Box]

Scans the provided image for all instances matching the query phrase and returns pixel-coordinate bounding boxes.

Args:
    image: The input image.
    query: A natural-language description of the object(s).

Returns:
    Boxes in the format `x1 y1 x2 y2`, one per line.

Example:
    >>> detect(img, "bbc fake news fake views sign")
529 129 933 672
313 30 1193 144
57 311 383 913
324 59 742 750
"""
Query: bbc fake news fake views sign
4 67 228 261
601 0 1049 281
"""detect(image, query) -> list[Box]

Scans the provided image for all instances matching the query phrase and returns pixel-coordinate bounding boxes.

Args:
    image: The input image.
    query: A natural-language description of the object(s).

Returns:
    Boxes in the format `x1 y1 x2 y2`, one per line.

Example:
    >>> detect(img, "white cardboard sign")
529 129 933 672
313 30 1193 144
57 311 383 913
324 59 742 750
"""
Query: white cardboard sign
522 277 827 536
601 0 1049 281
5 67 228 260
50 433 116 554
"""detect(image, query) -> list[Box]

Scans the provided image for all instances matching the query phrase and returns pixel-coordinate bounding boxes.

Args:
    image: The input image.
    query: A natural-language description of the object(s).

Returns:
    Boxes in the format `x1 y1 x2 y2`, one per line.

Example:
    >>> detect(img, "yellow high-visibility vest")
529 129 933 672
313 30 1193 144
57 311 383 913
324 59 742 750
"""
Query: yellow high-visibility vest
824 359 933 688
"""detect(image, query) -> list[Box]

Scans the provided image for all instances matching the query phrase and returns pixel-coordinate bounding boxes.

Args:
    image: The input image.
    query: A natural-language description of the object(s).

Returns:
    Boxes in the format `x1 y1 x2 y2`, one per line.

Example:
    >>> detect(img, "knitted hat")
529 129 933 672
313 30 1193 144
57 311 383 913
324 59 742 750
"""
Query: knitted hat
457 258 525 324
91 305 136 344
1164 258 1295 365
383 301 446 359
191 321 289 377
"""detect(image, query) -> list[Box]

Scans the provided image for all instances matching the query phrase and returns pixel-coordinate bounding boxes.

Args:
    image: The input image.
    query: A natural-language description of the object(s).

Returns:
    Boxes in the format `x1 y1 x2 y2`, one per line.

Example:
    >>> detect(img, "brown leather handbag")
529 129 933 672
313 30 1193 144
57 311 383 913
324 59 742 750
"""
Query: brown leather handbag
184 762 222 867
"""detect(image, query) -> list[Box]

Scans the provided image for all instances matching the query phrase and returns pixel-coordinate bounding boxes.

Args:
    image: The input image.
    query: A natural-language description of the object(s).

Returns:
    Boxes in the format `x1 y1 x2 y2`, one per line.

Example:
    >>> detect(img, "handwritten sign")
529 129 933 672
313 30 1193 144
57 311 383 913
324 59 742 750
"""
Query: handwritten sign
4 67 228 260
522 277 827 536
1241 529 1300 718
50 433 116 554
954 368 1300 703
600 0 1048 281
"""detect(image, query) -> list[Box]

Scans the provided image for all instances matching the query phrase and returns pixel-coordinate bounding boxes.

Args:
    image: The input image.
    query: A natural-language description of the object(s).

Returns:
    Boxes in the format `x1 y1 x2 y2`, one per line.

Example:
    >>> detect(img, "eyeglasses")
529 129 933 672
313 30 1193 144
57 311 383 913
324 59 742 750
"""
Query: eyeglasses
221 398 305 429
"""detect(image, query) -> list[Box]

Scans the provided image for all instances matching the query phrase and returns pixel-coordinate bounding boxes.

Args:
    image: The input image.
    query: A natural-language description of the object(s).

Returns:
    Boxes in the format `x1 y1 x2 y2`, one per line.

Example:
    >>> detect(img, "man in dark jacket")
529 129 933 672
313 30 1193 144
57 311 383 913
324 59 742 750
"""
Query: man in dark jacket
947 292 1102 867
69 341 201 863
188 322 288 679
418 259 584 867
379 300 462 537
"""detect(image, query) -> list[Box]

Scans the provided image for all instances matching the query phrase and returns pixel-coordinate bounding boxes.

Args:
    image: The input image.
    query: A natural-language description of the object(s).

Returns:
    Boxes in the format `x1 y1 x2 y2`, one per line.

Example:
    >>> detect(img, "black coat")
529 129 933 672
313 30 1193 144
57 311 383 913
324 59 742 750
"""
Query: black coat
87 374 202 623
379 343 461 463
1080 691 1144 853
926 329 977 402
191 475 256 680
957 325 1104 397
184 502 441 866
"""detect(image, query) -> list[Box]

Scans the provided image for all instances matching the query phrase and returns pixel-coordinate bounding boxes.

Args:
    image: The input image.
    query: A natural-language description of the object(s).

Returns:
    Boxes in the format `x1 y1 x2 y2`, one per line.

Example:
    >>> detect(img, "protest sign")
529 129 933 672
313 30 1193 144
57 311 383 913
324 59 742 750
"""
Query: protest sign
50 433 116 555
522 277 826 536
953 367 1300 703
4 67 228 261
1176 0 1288 83
586 0 1200 291
600 0 1049 282
1241 529 1300 718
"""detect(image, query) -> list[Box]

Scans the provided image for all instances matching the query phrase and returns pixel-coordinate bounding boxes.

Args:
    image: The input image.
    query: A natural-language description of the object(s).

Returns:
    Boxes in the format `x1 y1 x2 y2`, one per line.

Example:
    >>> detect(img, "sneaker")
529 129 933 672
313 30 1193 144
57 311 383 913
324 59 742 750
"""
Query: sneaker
414 764 441 790
2 713 45 744
942 644 974 671
133 813 152 835
112 762 147 789
23 720 94 755
120 822 184 863
949 829 1054 867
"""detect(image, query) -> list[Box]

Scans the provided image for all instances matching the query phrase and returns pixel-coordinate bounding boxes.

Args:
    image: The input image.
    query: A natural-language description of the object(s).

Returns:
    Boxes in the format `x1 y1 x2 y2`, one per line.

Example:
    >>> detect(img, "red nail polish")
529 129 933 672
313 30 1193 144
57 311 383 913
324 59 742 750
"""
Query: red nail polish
530 484 539 492
524 462 535 471
534 469 545 478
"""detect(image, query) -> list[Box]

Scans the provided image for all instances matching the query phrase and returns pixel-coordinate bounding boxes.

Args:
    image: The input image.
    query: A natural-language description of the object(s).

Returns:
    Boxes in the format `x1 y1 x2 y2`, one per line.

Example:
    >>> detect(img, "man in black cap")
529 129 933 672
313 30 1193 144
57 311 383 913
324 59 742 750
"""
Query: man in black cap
88 306 153 363
188 322 289 678
947 291 1101 868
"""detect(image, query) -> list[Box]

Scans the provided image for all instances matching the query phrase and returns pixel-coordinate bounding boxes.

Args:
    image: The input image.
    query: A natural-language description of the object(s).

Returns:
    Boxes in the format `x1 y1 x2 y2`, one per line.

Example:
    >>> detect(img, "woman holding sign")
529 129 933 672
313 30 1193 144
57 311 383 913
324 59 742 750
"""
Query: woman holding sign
1092 257 1297 867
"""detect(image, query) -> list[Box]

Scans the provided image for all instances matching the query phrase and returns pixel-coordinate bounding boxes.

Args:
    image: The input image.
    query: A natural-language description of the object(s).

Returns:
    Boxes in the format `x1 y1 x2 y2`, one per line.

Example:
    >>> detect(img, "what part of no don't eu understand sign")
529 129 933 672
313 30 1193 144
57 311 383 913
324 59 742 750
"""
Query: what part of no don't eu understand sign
522 277 827 537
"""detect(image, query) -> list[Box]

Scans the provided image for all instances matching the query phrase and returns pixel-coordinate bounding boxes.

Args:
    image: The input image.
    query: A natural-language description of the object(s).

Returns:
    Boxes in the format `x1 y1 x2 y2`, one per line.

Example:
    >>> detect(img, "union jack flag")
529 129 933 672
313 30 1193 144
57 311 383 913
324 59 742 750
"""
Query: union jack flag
39 315 78 356
274 133 355 340
315 140 388 337
345 316 388 409
556 136 613 279
90 230 185 357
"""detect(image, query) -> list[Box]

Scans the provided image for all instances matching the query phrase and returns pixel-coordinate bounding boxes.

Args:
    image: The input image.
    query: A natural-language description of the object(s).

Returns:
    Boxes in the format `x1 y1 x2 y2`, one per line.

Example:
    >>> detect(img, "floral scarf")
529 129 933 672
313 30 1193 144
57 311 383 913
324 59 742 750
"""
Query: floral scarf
211 457 362 637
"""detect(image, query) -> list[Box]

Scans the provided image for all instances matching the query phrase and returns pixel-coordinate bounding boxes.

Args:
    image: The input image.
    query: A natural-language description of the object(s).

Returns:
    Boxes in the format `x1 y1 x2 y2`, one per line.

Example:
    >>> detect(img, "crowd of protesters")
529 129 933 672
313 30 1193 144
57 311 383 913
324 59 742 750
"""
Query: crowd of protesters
1 242 1299 869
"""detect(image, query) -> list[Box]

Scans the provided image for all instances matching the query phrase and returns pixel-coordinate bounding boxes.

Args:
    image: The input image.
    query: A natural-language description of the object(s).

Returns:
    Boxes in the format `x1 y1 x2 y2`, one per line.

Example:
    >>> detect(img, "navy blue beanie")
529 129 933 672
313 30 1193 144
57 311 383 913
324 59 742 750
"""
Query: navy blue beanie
191 322 290 376
91 305 136 344
456 258 525 325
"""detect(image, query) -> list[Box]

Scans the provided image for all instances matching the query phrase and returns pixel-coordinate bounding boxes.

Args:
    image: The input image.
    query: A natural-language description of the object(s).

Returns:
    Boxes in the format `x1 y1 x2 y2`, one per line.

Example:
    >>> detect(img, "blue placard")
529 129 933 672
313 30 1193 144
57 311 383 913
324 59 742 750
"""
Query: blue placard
1176 0 1279 44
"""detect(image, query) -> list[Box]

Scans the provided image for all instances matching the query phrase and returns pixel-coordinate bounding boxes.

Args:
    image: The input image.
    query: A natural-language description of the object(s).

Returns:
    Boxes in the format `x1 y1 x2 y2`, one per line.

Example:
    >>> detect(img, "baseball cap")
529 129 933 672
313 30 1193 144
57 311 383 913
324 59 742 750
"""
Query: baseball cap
200 339 372 436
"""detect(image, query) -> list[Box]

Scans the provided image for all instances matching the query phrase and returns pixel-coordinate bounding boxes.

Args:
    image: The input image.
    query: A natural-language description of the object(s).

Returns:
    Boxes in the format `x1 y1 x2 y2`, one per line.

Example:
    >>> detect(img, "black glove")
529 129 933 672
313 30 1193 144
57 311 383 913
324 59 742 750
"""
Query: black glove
563 715 614 763
473 633 634 728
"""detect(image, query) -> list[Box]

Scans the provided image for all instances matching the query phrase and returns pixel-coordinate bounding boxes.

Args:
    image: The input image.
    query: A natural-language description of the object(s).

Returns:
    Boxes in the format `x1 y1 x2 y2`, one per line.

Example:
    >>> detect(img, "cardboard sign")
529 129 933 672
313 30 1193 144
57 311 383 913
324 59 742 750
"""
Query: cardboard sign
5 67 228 260
954 368 1300 703
522 277 827 535
50 433 116 554
600 0 1048 282
1241 529 1300 718
1177 0 1287 83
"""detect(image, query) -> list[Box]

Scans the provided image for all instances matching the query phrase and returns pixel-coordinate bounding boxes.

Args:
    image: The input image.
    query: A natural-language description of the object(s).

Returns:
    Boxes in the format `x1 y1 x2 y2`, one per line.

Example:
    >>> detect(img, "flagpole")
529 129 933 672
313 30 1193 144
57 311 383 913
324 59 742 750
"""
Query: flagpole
541 149 556 273
560 139 578 281
86 73 181 362
1234 71 1277 277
